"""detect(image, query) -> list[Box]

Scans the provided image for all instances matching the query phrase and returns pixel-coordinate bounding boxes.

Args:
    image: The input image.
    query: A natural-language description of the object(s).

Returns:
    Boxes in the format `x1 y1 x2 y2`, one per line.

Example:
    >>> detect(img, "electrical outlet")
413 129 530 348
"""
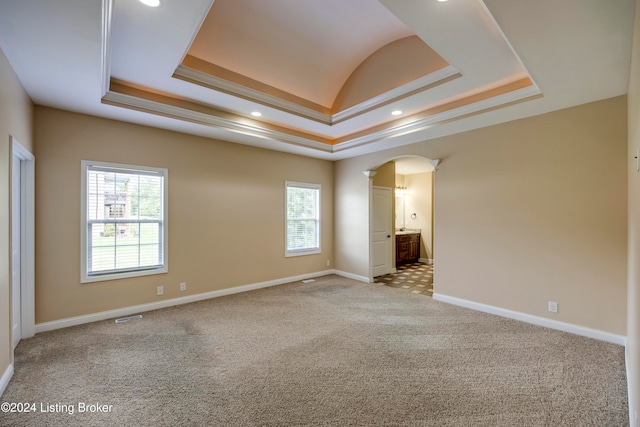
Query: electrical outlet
548 301 558 313
179 282 187 292
326 260 330 267
156 285 164 296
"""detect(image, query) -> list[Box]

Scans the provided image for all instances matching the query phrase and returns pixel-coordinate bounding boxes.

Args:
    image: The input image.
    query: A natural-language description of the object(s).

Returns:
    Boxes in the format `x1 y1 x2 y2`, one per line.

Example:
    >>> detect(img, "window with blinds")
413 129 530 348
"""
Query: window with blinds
286 181 321 257
81 161 168 283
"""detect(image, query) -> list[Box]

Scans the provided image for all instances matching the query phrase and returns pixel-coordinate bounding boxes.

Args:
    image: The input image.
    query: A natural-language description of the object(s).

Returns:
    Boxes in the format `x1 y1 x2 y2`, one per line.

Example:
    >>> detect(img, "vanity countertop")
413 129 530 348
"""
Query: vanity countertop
395 229 421 235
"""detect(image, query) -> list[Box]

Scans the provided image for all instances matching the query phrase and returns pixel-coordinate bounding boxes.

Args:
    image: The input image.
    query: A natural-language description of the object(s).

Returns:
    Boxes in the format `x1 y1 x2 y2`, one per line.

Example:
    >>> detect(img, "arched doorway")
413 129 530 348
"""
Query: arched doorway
368 156 436 296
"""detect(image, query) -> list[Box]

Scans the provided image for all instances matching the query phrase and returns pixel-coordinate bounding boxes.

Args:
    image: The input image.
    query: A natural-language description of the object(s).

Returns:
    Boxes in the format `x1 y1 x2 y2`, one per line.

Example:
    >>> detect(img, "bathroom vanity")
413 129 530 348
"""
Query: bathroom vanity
396 230 420 265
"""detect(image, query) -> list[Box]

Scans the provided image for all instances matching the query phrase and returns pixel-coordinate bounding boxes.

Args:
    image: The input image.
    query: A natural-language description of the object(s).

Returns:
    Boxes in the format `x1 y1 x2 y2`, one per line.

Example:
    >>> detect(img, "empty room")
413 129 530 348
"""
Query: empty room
1 0 639 425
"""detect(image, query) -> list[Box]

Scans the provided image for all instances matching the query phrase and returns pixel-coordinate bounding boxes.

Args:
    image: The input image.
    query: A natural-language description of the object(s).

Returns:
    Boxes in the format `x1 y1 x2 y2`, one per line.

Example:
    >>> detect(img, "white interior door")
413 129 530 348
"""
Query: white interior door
11 154 21 349
372 186 392 277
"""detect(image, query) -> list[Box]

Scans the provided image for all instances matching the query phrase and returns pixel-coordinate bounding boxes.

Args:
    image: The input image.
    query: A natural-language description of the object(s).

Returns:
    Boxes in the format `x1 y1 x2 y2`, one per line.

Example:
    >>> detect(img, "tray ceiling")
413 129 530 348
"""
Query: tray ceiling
0 0 634 160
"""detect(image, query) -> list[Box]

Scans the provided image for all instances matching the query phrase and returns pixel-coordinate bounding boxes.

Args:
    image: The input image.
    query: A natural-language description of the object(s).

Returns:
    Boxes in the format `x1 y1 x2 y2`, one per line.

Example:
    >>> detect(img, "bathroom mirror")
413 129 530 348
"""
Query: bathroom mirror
395 194 405 229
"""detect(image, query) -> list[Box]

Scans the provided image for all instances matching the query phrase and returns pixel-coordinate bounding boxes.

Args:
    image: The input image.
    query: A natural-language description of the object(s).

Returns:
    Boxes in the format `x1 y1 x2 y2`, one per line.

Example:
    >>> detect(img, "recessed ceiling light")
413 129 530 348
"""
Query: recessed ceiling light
437 0 449 2
139 0 160 7
251 111 262 117
391 110 403 116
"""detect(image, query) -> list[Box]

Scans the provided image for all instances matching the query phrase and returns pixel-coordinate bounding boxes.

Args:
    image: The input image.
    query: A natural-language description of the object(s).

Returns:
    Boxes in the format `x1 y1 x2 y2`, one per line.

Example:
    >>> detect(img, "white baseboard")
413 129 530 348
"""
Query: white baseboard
332 269 371 283
628 347 637 427
35 270 336 334
0 363 14 397
419 258 433 265
432 293 626 346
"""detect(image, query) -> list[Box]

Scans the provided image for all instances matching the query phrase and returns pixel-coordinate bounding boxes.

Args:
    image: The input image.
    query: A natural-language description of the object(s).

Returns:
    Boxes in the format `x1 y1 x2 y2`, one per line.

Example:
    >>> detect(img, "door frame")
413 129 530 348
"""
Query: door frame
11 136 35 343
366 156 437 283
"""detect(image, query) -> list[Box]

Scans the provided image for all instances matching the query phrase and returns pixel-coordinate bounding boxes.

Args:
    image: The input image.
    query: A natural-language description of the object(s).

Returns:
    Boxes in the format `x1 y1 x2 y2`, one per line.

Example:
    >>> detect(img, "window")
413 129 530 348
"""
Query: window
286 181 320 256
81 161 168 283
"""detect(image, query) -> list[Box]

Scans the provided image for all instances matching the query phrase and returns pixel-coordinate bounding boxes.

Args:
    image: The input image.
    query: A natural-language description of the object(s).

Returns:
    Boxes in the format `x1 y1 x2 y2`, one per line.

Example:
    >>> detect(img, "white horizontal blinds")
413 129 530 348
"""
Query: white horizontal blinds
87 164 164 276
286 182 320 254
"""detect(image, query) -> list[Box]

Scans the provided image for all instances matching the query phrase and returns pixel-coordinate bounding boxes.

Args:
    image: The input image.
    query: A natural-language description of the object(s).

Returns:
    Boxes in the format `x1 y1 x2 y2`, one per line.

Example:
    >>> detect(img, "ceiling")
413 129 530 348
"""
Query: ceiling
0 0 635 161
186 0 418 109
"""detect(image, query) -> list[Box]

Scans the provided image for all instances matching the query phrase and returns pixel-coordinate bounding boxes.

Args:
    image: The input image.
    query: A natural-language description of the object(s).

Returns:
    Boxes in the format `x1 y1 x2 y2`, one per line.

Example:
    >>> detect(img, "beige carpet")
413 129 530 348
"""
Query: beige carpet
2 275 629 426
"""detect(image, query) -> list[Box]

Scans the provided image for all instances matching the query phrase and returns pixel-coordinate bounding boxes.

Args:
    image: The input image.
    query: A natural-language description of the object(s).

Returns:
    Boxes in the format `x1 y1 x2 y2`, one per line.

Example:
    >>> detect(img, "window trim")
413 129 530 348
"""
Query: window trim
80 160 169 283
285 181 321 257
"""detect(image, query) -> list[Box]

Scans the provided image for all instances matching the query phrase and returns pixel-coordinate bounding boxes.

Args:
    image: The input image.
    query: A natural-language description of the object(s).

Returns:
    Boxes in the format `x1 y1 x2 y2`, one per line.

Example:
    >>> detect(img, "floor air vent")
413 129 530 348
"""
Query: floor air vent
115 314 143 323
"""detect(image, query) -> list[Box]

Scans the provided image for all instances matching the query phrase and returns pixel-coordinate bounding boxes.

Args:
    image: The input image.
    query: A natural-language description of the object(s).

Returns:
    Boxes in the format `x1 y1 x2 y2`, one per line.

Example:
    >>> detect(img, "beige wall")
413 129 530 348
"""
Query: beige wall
33 107 333 323
372 161 395 188
0 47 33 382
627 0 640 424
335 96 627 335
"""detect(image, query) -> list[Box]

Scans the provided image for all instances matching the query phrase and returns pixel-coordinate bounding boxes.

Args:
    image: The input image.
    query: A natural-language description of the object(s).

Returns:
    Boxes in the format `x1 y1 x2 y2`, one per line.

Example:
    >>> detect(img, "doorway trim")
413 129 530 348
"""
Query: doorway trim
11 136 35 342
364 170 377 281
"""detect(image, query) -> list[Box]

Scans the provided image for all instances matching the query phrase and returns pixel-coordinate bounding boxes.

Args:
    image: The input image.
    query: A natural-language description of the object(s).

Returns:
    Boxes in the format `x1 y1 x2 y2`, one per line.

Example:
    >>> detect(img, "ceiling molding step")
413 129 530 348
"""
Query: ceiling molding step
477 0 540 89
101 79 541 156
175 62 464 128
333 84 543 152
101 90 334 153
173 64 332 125
331 65 462 124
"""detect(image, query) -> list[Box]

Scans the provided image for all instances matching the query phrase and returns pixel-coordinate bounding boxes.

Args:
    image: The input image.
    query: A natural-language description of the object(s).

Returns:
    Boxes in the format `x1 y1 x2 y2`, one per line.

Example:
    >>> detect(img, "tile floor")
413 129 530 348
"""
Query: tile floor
373 262 434 297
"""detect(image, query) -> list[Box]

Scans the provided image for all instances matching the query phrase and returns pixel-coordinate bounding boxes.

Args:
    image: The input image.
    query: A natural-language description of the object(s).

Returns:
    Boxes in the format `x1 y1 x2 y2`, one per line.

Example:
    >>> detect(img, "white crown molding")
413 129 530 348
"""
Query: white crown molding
333 83 542 152
102 90 333 153
332 65 461 124
175 63 462 127
174 64 332 124
103 82 541 158
101 0 114 97
433 292 626 346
